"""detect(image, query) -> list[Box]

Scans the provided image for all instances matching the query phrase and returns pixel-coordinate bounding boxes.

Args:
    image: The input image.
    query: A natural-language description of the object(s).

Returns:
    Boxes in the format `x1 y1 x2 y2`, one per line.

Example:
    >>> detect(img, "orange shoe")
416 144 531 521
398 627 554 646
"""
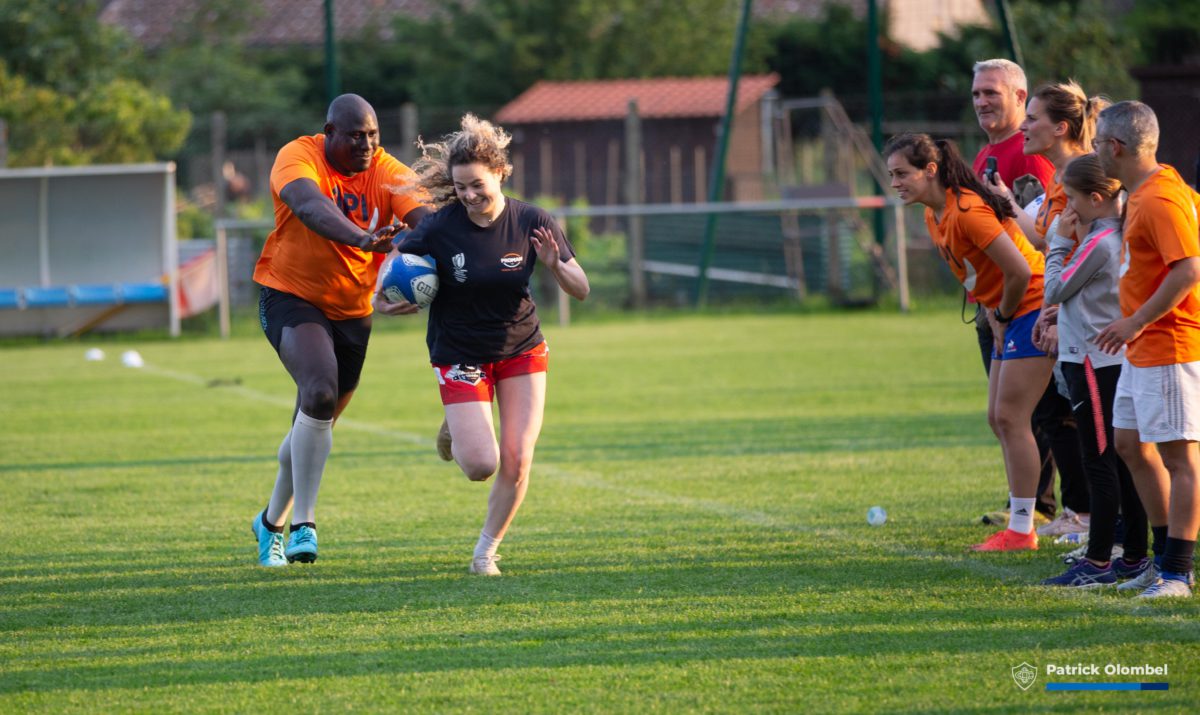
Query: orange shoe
971 529 1038 552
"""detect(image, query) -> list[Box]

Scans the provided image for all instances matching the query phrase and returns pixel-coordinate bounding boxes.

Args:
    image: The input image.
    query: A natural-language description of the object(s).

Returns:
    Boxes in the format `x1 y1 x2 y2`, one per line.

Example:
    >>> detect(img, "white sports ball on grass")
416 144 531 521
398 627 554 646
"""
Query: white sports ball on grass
121 350 144 368
867 506 887 526
380 253 438 309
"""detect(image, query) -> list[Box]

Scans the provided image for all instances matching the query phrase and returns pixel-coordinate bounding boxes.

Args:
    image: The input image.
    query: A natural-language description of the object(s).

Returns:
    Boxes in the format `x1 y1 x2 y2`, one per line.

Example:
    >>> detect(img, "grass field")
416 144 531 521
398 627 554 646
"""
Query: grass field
2 309 1198 713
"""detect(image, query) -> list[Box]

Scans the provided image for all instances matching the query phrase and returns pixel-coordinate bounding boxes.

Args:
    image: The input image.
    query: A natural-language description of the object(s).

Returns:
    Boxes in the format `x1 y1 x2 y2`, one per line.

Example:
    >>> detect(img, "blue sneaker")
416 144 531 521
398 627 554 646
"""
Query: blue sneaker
1040 560 1116 589
1113 556 1151 580
251 510 287 567
285 525 318 563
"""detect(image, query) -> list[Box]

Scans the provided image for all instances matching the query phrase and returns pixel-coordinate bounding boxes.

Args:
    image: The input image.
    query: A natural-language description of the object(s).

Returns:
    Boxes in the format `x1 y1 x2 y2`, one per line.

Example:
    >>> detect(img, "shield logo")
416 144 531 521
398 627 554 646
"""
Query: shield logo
1012 662 1037 691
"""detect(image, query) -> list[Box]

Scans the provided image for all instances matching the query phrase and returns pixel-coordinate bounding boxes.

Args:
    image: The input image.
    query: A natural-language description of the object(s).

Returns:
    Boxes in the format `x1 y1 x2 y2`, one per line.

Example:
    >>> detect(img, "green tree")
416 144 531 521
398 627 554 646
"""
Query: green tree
387 0 765 109
1009 0 1137 99
1124 0 1200 65
138 0 312 154
0 0 190 166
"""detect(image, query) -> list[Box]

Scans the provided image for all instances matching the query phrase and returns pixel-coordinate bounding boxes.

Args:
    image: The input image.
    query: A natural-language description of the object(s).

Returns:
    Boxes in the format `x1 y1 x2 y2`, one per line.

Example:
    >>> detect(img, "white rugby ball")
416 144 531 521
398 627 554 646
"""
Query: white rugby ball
380 253 438 309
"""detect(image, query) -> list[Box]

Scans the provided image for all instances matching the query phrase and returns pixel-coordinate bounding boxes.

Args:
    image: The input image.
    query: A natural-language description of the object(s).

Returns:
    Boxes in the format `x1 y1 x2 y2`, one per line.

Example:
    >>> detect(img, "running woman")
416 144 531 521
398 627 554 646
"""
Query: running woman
885 133 1053 551
375 113 589 575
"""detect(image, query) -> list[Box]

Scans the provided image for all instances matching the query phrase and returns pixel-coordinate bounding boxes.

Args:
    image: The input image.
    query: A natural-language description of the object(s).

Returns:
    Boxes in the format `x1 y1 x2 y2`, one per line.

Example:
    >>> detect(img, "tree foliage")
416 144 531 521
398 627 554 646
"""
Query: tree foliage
137 0 313 155
387 0 767 109
1124 0 1200 65
0 0 189 166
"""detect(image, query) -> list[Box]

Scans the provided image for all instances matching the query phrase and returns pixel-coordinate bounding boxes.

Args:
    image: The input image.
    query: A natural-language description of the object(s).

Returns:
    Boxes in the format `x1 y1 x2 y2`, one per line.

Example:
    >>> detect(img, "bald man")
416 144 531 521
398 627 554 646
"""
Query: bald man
249 94 429 566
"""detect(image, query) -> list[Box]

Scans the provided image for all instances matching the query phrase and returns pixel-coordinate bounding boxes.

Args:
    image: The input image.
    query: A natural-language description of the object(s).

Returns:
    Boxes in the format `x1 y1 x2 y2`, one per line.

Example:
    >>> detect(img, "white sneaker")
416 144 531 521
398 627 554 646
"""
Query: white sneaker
1136 577 1192 599
1117 563 1160 592
1062 542 1123 565
1037 508 1090 537
469 554 502 576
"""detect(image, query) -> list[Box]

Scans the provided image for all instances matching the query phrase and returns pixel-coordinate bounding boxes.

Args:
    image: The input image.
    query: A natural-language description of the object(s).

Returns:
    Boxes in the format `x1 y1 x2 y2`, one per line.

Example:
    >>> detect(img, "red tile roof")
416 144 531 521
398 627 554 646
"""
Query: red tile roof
495 74 780 124
99 0 439 48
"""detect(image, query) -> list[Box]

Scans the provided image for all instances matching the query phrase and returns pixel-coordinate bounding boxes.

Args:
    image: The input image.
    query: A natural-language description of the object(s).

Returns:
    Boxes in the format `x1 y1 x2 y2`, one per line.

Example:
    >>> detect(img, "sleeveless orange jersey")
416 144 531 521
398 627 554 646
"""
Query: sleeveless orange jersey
1119 165 1200 367
925 187 1045 315
253 135 424 320
1034 177 1067 240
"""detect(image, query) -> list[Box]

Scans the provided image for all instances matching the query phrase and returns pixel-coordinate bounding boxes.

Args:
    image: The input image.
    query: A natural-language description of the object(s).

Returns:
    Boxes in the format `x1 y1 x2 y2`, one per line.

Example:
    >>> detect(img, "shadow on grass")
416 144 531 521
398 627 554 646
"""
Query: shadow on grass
4 525 1199 696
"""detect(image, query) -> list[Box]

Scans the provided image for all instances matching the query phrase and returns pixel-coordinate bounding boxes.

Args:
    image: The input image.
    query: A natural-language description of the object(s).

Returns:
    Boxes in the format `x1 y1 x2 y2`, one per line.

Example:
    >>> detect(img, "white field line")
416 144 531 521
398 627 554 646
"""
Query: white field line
145 362 1189 611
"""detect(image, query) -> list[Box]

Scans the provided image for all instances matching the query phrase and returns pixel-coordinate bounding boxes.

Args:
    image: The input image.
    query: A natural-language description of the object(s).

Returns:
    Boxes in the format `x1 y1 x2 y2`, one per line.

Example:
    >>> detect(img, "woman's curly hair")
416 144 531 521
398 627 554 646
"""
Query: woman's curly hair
407 113 514 209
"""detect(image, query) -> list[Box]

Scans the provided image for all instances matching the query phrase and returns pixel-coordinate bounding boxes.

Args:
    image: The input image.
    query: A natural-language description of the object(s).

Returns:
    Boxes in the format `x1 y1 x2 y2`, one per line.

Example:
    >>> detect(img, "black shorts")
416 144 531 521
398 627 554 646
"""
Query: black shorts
258 286 373 394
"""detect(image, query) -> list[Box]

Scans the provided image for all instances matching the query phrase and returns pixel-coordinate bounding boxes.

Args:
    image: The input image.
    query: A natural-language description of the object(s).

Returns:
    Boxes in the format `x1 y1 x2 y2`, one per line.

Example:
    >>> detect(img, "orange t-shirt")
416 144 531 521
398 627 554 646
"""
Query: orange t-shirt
1119 165 1200 367
925 187 1045 315
253 135 424 320
1034 177 1067 240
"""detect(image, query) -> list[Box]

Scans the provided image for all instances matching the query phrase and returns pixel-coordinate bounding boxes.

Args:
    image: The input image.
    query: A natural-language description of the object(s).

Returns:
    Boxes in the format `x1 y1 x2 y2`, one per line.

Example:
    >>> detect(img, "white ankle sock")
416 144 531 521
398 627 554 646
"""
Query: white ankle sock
290 410 333 525
1010 497 1036 534
473 530 500 560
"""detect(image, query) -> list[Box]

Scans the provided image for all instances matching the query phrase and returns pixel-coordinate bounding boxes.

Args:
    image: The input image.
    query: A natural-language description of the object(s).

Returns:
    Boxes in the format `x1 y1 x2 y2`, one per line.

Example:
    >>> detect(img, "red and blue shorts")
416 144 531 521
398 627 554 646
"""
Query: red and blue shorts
432 341 549 404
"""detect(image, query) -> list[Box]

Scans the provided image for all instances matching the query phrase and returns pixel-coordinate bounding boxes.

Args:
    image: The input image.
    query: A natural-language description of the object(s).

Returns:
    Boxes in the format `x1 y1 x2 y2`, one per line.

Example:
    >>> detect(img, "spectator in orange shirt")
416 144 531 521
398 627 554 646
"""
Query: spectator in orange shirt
248 94 430 567
990 80 1105 250
1094 101 1200 598
885 133 1054 552
991 80 1109 539
970 61 1082 532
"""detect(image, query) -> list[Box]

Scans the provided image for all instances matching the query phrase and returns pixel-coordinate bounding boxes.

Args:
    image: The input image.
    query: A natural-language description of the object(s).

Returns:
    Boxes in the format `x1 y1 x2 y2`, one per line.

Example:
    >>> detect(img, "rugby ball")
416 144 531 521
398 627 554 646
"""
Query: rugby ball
380 253 438 309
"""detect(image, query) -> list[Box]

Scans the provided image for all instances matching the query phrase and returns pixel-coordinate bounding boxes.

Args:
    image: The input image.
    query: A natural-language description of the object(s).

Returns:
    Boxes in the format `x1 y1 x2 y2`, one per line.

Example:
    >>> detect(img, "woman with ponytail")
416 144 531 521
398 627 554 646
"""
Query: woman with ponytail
991 81 1104 540
988 80 1107 250
885 133 1054 552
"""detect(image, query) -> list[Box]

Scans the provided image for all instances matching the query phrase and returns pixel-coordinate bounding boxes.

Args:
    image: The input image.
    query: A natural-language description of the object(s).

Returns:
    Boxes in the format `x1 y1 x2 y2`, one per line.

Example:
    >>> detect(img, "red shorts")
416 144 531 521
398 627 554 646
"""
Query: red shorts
433 342 549 404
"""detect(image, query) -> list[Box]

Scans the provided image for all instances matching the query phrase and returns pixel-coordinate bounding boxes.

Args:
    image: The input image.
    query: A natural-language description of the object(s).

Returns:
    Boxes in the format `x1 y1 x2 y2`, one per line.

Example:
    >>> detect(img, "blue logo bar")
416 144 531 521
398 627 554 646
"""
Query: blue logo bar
1046 682 1169 691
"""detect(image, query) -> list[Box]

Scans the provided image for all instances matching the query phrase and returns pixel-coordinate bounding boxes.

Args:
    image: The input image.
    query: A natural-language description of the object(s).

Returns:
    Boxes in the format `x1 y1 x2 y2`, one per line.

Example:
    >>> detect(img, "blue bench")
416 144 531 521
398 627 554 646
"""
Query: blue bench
23 286 72 308
2 282 168 310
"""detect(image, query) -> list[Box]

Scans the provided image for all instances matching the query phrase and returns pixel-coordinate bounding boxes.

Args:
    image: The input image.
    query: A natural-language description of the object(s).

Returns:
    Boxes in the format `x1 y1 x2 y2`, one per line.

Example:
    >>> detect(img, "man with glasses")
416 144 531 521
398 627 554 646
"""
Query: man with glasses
1094 100 1200 598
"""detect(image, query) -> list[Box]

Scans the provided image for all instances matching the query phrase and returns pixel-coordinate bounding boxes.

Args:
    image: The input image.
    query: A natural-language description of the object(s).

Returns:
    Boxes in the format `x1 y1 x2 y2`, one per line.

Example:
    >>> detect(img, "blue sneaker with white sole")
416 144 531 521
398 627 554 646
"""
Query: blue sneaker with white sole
251 510 287 567
285 525 318 563
1040 559 1116 589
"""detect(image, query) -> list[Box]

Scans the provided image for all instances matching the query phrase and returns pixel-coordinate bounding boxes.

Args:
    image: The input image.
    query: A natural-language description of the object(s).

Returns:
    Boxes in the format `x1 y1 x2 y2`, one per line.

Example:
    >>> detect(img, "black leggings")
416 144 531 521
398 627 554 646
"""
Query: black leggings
1060 360 1148 562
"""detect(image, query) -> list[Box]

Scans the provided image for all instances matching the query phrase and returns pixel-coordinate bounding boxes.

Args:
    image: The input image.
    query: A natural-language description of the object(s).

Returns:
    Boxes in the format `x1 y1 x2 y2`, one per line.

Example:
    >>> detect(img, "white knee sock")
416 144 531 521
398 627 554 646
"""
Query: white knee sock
474 530 501 560
265 429 294 526
1010 497 1036 535
290 410 333 525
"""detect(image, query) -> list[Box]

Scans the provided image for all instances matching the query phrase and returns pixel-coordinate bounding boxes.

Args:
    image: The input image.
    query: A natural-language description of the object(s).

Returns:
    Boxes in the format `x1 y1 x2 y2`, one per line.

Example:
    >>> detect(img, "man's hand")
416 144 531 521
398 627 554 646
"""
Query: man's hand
1094 316 1145 355
362 223 403 253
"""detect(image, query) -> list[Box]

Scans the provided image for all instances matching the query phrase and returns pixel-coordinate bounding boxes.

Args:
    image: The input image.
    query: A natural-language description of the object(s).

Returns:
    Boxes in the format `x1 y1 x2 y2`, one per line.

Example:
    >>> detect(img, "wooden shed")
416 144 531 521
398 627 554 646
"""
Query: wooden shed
494 74 780 206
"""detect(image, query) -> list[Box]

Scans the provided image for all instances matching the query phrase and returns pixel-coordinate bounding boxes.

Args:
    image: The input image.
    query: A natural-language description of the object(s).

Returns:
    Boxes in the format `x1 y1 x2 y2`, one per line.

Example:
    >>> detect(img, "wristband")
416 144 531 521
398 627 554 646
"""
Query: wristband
993 307 1013 324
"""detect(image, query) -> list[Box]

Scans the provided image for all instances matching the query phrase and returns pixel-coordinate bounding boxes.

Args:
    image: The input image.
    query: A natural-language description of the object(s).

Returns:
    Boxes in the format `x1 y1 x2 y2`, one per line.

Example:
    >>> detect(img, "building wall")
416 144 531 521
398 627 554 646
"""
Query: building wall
506 105 768 207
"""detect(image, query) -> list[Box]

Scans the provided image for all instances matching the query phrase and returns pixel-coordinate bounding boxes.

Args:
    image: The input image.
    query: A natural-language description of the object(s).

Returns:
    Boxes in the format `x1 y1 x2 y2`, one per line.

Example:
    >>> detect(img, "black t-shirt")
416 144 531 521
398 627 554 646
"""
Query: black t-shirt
397 197 575 364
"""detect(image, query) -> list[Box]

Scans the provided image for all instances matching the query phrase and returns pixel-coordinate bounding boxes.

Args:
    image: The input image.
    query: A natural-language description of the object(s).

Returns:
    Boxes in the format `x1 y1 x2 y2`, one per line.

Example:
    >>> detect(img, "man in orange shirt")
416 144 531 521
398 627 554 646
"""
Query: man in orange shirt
1095 101 1200 598
249 94 429 567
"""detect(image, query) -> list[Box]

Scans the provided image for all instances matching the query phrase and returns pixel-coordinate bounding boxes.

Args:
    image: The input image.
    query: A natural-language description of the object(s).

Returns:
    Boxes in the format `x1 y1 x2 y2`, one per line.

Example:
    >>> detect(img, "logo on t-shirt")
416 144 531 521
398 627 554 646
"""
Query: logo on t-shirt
452 252 467 283
500 253 523 271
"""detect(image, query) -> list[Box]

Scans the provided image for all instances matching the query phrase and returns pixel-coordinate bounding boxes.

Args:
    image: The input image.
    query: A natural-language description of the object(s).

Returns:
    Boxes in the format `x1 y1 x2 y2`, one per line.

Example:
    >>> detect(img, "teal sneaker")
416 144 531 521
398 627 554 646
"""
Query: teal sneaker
285 525 318 563
251 510 286 567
